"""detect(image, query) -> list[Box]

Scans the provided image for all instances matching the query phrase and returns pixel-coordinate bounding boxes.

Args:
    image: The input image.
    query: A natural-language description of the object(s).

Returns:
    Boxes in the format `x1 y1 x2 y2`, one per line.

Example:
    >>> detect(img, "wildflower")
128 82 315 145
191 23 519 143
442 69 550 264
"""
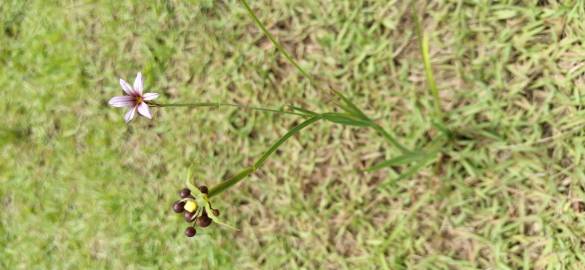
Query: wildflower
172 184 220 237
172 177 235 237
184 200 198 213
108 72 159 123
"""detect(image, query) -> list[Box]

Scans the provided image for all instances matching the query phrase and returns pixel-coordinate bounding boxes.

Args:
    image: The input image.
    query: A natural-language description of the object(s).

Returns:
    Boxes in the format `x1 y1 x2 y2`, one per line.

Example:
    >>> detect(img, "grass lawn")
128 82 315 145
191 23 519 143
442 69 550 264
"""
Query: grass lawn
2 0 585 269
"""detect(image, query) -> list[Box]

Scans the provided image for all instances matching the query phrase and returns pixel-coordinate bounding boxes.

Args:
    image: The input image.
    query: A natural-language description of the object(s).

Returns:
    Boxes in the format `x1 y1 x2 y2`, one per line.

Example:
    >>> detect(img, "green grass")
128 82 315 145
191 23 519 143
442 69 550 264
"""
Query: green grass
2 0 585 269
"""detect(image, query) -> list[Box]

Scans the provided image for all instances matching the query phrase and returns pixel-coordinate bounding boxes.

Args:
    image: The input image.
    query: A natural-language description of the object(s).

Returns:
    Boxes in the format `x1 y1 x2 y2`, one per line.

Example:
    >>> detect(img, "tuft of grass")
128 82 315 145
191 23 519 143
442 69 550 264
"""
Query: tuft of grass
1 0 585 269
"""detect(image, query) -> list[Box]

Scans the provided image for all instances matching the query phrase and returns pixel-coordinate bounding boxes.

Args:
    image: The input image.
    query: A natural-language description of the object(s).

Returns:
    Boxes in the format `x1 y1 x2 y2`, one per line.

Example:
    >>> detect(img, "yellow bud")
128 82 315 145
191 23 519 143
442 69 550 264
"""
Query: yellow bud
184 200 197 213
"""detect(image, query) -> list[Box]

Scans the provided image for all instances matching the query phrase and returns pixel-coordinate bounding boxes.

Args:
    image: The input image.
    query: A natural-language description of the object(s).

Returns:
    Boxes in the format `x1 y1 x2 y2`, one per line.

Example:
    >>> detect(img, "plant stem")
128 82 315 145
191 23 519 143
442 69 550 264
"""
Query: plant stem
152 102 306 117
208 115 322 197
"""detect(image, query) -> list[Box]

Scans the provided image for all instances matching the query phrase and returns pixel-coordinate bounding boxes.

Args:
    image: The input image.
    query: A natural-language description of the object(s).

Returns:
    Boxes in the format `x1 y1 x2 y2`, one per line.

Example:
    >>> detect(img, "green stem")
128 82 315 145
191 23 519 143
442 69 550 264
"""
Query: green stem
152 102 306 117
208 167 254 198
254 115 321 168
208 115 322 197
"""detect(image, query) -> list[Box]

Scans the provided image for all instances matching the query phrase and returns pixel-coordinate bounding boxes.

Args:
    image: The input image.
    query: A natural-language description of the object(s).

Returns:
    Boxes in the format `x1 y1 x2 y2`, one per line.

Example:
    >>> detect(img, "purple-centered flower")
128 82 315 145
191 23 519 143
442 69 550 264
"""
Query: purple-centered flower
108 72 159 123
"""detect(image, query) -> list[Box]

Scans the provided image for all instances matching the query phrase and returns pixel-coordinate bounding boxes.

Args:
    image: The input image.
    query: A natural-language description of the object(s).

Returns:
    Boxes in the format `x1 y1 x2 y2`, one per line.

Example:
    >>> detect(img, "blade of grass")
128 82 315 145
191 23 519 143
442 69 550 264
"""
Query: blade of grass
370 124 412 154
289 105 319 116
431 119 453 139
332 89 369 120
321 112 372 127
391 148 439 182
370 134 446 173
414 11 444 121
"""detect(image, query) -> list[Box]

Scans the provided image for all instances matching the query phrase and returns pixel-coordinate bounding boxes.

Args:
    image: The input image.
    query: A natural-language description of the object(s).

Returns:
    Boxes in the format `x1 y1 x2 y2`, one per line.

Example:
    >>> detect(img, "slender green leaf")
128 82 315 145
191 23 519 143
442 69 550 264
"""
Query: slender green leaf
431 120 453 138
332 89 369 120
392 152 438 182
414 11 444 120
321 112 372 127
289 105 318 116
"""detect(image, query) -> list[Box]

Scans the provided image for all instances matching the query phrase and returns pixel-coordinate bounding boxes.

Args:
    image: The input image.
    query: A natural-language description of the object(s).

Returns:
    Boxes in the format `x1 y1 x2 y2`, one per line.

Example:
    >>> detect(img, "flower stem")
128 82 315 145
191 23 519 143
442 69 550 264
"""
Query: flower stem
152 102 307 117
208 115 322 197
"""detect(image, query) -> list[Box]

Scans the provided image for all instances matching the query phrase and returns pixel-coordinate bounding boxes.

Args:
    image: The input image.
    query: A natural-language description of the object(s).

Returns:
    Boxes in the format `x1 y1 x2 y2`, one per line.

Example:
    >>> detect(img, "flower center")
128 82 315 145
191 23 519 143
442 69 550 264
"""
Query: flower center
136 96 143 104
184 200 197 213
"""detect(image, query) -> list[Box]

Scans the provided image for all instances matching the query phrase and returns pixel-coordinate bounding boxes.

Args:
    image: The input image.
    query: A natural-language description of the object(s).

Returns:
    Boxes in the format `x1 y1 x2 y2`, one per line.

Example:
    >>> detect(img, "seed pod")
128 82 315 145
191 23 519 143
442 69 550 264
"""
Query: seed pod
184 211 195 222
199 185 209 194
211 209 220 217
179 188 191 198
196 213 212 227
185 226 197 237
172 201 185 213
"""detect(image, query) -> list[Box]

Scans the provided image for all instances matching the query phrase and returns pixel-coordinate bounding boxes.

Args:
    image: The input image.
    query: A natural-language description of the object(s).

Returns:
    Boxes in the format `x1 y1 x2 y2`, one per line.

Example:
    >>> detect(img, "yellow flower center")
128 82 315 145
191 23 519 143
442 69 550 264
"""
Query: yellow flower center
136 96 143 104
184 200 197 213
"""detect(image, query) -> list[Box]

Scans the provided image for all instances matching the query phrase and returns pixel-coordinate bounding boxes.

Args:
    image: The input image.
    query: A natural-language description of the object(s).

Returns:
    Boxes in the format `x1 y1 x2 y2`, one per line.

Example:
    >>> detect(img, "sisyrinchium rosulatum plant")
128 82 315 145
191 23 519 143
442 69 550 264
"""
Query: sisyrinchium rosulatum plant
108 1 453 238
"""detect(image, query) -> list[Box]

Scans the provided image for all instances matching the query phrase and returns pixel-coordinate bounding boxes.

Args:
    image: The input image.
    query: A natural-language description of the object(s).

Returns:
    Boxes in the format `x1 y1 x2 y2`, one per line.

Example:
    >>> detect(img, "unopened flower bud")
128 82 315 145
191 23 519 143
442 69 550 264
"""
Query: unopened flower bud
179 188 191 198
185 226 197 237
184 211 195 222
199 185 209 194
172 201 185 213
196 213 212 227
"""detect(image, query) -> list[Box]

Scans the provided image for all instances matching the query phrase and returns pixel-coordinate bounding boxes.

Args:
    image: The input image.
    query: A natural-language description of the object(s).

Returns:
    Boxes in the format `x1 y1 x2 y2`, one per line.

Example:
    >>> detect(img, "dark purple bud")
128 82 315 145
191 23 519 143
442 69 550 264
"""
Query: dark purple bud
196 213 212 227
185 226 197 237
199 185 209 194
179 188 191 198
172 201 185 213
184 211 195 222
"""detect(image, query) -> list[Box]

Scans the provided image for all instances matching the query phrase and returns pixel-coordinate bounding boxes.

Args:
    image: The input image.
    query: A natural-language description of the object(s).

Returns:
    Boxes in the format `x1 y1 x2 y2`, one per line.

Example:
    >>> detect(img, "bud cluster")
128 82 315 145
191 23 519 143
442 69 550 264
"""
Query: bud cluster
172 185 220 237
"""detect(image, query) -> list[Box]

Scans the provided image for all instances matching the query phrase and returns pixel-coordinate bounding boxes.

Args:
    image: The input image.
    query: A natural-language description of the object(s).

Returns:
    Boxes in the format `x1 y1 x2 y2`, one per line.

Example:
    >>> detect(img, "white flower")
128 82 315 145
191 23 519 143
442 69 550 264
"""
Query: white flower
108 72 159 123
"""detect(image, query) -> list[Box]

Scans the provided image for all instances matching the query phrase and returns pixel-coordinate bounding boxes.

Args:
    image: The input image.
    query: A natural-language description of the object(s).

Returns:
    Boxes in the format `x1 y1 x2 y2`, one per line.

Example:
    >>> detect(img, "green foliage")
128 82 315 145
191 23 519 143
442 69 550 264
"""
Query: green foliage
2 0 585 269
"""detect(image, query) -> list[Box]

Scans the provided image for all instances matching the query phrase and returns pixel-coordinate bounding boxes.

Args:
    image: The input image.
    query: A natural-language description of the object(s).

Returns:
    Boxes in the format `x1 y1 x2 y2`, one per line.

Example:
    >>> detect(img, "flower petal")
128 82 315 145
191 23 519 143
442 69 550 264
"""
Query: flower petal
124 106 137 123
119 78 135 95
108 96 135 107
133 72 143 95
142 92 159 101
137 102 152 119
